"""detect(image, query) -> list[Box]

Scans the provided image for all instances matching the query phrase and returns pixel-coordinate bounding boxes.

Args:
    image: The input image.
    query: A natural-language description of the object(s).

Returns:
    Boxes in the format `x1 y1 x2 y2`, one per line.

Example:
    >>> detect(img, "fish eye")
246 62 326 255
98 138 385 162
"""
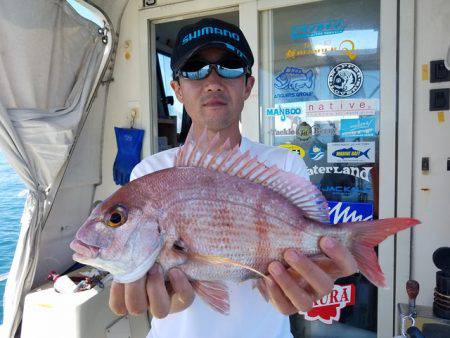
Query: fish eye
107 205 127 228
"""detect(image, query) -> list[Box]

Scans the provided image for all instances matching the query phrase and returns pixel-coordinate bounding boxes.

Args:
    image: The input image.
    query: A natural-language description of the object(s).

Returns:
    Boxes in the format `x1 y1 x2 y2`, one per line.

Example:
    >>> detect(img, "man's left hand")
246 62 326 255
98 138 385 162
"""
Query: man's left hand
262 236 358 315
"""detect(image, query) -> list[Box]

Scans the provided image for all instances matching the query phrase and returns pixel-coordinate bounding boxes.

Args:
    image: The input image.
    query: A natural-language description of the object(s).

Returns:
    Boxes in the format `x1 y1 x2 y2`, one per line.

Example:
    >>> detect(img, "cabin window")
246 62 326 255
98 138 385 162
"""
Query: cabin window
259 0 380 336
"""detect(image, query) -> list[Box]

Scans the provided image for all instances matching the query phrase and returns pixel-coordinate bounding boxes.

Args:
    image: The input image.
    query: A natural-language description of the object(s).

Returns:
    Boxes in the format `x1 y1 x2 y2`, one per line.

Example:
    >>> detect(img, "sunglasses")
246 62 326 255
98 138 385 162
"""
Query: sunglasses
176 58 250 80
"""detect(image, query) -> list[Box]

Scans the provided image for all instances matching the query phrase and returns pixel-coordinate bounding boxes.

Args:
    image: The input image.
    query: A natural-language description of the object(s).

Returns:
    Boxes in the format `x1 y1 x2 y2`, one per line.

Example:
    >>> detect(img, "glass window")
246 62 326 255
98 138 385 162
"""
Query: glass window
259 0 380 336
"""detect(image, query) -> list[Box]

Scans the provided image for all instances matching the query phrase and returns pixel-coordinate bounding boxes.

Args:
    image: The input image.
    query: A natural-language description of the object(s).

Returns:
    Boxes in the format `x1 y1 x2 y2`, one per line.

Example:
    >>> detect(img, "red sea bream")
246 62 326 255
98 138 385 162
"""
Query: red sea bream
70 129 420 314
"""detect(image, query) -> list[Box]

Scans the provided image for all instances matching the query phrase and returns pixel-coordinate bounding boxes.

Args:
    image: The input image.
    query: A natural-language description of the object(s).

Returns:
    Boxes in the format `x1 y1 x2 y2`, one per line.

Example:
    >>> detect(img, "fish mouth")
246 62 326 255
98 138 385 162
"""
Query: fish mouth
70 239 100 259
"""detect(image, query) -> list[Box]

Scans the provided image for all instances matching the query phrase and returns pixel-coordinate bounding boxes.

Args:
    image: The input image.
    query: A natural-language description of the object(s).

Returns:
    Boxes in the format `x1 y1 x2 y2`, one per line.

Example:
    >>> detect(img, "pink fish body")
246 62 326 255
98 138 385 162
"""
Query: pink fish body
71 130 420 314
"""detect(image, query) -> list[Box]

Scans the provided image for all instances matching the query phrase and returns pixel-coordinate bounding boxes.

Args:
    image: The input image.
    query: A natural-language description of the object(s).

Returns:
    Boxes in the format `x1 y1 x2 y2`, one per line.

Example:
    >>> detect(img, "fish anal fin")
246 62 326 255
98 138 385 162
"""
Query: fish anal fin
192 280 230 315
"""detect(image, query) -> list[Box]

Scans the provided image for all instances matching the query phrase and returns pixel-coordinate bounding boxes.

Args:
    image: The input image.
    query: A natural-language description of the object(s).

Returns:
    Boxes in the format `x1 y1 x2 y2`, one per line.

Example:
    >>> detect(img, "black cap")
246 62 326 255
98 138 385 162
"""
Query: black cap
171 18 254 75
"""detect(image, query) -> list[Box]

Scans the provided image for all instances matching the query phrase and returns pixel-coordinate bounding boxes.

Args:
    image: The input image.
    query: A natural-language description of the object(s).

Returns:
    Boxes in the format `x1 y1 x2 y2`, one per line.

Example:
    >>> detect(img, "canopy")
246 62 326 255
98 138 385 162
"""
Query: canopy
0 0 127 336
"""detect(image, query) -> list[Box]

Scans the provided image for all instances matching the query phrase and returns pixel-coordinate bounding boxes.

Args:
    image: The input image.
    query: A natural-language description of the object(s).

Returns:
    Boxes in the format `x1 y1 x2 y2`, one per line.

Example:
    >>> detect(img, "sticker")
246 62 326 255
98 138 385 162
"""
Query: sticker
340 116 376 137
299 284 356 324
307 165 373 182
296 122 312 141
438 111 445 123
265 107 302 121
328 63 363 97
308 144 325 161
318 184 371 195
291 19 346 40
339 40 357 60
327 142 375 163
422 64 429 81
279 144 306 158
285 42 337 60
328 201 374 224
274 67 315 99
269 128 296 136
313 122 338 144
305 99 378 117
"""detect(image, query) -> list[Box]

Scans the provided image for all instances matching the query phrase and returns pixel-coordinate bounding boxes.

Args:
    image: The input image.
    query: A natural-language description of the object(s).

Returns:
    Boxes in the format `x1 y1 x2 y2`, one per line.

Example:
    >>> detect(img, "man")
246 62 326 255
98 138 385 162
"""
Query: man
109 18 357 338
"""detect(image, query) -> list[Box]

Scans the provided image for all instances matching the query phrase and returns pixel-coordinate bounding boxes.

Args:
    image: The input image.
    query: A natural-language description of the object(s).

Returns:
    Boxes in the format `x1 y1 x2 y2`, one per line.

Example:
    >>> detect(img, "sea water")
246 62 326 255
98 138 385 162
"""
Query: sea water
0 152 27 324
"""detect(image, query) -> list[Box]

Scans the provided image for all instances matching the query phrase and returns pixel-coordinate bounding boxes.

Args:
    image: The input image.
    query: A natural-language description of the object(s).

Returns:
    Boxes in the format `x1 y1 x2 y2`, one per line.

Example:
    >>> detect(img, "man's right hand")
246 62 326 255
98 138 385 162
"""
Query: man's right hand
109 264 195 318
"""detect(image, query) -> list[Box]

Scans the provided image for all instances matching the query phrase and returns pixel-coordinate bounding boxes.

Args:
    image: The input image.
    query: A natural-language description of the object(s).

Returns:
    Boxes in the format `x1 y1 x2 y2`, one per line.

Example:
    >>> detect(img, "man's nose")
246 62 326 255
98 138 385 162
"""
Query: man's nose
203 68 224 92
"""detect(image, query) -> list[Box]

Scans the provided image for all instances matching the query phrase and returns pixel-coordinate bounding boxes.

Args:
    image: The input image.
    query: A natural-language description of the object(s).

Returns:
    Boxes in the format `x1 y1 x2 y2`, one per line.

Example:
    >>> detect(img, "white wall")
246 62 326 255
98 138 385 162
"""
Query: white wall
412 0 450 306
94 0 143 200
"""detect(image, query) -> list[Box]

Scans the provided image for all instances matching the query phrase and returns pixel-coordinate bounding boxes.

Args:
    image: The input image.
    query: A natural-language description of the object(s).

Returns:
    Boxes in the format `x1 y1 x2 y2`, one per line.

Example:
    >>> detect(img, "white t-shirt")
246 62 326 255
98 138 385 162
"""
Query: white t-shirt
130 136 309 338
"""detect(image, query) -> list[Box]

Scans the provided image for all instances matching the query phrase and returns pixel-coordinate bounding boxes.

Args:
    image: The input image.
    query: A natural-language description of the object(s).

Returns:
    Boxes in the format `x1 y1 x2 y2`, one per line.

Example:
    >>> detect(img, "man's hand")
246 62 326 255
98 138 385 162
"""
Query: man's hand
263 236 358 315
109 265 195 318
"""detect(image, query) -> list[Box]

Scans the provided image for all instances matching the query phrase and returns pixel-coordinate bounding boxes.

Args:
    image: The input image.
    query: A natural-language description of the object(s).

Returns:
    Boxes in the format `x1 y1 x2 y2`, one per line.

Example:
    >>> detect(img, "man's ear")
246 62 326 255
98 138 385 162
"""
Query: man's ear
243 76 255 100
170 80 184 103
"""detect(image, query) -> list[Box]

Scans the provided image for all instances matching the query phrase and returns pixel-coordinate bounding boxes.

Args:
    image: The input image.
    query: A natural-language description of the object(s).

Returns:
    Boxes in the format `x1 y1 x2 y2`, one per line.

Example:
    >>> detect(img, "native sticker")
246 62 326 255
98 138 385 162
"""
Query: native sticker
274 67 315 99
279 144 306 158
340 116 376 138
296 122 312 141
308 144 325 161
328 201 374 224
327 63 363 97
299 284 356 324
327 142 375 163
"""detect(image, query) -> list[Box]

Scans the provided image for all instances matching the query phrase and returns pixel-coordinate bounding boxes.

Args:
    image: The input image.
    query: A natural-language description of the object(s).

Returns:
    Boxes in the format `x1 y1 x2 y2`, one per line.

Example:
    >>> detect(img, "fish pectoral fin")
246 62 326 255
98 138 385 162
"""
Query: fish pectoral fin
192 280 230 315
188 252 268 280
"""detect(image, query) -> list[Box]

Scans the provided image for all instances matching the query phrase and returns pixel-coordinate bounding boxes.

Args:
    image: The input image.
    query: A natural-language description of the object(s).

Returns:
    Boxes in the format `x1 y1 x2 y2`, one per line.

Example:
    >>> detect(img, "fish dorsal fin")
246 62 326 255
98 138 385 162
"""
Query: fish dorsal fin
175 127 329 222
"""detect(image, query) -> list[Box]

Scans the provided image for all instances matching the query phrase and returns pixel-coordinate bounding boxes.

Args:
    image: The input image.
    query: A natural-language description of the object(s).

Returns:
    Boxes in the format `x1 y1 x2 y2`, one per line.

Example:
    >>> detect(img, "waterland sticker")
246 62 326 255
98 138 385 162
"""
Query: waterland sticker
327 142 375 163
307 165 373 182
279 144 306 158
274 67 315 99
328 201 374 224
308 144 325 161
265 107 302 121
328 63 363 97
340 116 376 137
291 19 346 40
299 284 356 324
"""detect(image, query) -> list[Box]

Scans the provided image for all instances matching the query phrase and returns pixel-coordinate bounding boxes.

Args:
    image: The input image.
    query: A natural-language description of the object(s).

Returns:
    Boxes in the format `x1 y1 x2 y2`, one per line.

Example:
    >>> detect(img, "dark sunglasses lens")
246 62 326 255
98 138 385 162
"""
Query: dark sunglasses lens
217 59 246 78
181 64 211 80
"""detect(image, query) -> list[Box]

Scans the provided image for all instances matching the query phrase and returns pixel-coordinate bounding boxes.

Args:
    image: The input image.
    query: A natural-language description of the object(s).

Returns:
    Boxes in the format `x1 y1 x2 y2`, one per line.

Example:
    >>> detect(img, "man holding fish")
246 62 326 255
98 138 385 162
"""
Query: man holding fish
80 18 418 338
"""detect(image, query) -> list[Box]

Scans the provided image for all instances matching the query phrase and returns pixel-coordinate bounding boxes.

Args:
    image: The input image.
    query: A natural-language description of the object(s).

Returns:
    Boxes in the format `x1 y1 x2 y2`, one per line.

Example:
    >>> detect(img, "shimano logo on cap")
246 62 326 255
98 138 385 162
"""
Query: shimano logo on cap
182 26 240 45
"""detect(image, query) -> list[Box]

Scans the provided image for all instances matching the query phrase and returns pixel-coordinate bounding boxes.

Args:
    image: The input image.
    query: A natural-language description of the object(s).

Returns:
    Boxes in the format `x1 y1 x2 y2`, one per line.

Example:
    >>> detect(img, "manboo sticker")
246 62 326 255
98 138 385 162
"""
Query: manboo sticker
265 107 302 121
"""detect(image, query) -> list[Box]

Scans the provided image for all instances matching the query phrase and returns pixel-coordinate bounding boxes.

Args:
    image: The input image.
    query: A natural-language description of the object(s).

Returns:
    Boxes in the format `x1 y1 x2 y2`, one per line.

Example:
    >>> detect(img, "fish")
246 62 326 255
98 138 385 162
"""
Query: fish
70 128 420 314
332 147 370 160
274 67 314 91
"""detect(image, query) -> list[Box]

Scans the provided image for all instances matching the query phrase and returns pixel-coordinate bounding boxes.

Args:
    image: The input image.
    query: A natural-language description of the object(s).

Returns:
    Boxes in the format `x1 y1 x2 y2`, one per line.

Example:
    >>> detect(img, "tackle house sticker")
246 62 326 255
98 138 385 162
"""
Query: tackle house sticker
299 284 356 324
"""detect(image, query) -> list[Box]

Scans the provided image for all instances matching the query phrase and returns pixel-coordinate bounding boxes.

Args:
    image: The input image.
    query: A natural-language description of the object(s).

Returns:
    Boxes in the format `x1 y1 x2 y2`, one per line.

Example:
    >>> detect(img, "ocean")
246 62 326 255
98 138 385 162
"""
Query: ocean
0 152 27 324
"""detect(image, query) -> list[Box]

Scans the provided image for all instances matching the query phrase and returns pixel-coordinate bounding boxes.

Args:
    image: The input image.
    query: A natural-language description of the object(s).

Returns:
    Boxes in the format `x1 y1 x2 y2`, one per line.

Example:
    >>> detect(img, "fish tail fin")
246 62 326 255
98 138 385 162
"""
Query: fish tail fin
362 149 370 159
344 218 420 288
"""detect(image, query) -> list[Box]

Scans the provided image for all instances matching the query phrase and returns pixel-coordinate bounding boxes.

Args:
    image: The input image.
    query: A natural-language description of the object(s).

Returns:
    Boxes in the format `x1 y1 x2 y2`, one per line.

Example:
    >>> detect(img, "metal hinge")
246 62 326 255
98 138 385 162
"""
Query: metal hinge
98 22 110 45
142 0 156 8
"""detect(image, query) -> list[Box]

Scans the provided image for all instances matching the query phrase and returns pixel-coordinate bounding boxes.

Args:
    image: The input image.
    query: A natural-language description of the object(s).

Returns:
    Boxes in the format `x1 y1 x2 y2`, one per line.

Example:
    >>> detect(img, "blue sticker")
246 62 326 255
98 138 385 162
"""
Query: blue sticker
291 19 346 40
308 144 325 161
318 185 371 195
265 107 302 121
328 201 373 224
340 117 376 138
274 67 314 99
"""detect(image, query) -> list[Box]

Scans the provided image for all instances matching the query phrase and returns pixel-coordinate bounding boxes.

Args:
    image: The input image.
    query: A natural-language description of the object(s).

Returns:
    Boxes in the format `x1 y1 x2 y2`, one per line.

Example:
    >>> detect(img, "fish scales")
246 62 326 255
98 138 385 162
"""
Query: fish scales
153 167 327 281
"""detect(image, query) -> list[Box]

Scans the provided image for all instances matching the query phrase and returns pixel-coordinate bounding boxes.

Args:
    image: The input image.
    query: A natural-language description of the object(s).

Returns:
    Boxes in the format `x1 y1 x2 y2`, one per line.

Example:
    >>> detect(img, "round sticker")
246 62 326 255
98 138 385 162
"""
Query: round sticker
308 144 325 161
296 122 312 141
327 63 363 97
279 144 306 158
